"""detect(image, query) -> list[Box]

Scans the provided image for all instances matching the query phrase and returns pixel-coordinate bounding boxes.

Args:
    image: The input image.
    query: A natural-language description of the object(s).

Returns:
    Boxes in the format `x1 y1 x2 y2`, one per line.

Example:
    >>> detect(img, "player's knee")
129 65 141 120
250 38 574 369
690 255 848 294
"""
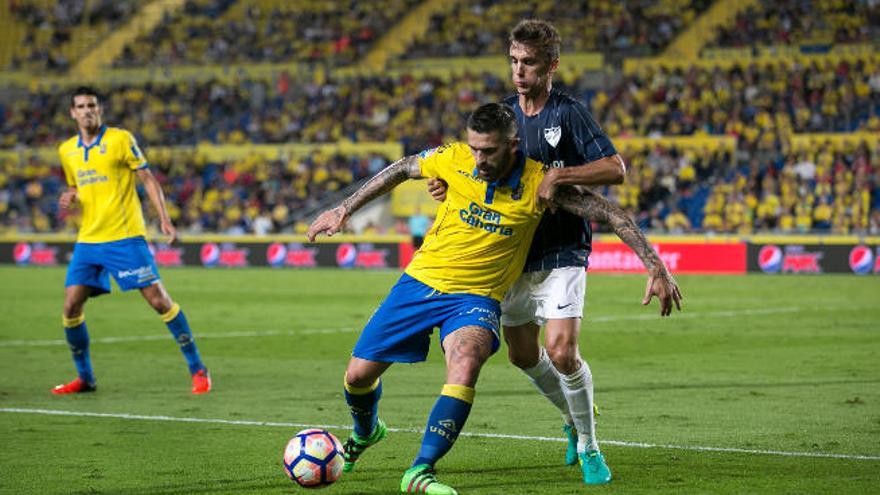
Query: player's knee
507 345 539 370
62 304 83 319
545 343 580 375
447 358 482 386
344 370 374 389
504 331 540 369
147 295 173 314
62 299 85 318
447 349 486 385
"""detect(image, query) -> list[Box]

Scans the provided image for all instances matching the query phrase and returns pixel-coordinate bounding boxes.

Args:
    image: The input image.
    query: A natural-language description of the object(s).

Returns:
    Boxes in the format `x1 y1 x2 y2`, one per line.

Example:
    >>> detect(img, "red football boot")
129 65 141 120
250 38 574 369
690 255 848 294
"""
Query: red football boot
191 369 211 394
51 377 96 395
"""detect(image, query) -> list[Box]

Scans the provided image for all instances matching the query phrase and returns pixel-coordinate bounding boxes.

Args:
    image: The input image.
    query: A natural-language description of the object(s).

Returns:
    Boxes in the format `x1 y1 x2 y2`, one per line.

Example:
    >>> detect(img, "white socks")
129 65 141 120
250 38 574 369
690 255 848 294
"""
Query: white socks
561 360 598 452
522 347 572 425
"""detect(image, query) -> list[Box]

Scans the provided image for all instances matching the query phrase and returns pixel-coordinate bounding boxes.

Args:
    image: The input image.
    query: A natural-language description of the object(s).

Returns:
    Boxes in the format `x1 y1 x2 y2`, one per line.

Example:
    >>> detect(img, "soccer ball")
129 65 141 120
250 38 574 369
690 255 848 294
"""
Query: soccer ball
282 428 345 488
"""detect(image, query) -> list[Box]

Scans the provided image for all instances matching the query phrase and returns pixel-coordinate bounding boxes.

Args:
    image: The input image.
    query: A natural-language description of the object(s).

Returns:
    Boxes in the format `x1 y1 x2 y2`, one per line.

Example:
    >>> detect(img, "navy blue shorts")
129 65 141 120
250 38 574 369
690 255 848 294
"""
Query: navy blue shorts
352 274 501 363
65 237 160 296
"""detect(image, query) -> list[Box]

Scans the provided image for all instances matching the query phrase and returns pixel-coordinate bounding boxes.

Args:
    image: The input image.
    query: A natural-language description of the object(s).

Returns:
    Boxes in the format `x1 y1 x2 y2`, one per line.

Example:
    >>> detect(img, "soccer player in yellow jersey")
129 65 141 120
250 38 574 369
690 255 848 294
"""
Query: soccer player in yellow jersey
52 87 210 395
308 103 680 495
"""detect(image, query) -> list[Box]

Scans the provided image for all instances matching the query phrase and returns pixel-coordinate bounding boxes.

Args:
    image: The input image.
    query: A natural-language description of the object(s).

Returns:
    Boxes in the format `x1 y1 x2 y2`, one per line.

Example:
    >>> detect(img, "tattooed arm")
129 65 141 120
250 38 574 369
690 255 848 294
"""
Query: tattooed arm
555 186 683 316
307 155 422 241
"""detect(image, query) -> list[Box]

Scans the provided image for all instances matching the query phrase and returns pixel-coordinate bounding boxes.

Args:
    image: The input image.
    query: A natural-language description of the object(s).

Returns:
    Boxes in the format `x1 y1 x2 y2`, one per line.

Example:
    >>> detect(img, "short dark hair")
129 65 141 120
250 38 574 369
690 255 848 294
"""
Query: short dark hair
70 86 101 107
509 19 561 65
467 103 517 139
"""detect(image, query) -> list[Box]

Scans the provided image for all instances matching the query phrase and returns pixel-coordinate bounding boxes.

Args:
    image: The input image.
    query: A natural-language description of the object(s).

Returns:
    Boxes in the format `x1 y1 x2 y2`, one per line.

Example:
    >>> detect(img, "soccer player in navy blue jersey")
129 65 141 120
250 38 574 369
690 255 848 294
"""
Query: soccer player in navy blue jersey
428 20 682 485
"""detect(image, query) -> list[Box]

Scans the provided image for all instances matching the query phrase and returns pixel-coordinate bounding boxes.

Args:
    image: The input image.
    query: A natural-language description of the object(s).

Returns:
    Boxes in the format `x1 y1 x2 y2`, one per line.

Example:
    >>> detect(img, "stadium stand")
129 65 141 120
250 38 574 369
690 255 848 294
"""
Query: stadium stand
0 150 388 235
595 57 880 137
7 0 138 72
0 0 877 236
112 0 421 68
4 54 878 148
403 0 711 60
705 0 880 49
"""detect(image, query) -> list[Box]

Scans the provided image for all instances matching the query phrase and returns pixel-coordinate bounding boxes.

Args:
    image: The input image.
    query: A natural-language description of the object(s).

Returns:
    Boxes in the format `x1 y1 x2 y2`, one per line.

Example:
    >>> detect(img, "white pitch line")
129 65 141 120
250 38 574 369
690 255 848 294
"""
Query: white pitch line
0 327 359 347
1 407 878 462
0 307 804 348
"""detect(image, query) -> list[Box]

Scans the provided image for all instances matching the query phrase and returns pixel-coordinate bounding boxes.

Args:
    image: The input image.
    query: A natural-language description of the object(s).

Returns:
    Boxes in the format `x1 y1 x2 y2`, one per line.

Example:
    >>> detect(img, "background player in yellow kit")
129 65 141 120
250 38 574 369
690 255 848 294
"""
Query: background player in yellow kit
52 86 210 395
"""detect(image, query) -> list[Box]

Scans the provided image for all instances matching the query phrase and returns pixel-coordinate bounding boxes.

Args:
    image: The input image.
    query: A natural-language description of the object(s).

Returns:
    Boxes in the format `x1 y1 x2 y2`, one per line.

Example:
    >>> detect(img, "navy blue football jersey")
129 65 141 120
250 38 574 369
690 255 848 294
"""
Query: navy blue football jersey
503 89 617 272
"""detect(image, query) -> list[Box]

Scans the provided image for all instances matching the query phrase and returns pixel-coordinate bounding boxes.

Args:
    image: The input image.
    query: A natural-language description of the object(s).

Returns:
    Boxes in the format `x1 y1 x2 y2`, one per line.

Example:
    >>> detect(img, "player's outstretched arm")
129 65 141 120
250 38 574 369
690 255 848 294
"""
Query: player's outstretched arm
308 155 422 241
137 168 177 244
555 186 683 316
537 154 626 210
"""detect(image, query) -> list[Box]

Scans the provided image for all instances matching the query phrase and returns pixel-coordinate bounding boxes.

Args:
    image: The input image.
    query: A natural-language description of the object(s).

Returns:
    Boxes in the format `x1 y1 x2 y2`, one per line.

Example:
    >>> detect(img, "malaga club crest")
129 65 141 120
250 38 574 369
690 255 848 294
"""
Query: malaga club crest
543 126 561 148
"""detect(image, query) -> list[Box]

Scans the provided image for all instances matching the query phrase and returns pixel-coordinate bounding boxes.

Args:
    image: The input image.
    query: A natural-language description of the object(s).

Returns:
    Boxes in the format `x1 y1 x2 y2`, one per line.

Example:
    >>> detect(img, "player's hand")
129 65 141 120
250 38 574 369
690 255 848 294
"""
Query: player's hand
307 206 348 242
537 168 560 212
427 178 447 202
59 190 77 210
642 268 683 316
160 219 178 245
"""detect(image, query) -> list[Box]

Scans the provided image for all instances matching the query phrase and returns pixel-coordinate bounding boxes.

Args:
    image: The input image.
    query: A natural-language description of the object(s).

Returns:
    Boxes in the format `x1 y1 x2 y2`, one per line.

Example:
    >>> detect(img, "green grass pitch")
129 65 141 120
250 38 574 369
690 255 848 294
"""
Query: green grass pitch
1 266 878 494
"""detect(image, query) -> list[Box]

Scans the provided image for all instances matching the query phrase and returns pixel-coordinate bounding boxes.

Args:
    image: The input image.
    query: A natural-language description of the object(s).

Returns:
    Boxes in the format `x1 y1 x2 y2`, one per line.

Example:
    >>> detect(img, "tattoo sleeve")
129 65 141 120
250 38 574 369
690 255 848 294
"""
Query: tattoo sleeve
555 186 665 275
340 155 422 216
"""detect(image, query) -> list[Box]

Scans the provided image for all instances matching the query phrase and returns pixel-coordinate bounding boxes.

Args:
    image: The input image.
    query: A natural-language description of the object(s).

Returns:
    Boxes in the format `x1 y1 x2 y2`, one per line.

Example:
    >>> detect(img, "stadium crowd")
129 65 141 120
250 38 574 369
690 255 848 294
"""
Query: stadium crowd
705 0 880 49
3 0 879 236
0 149 386 235
3 137 877 236
7 0 137 72
607 139 879 235
595 58 880 138
113 0 420 68
404 0 710 59
4 56 879 151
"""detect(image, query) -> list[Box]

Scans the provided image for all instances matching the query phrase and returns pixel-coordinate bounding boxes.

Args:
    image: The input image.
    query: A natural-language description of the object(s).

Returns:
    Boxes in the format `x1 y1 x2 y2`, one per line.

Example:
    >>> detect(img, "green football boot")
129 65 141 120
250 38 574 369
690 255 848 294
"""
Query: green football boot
579 450 612 485
342 418 387 472
400 464 458 495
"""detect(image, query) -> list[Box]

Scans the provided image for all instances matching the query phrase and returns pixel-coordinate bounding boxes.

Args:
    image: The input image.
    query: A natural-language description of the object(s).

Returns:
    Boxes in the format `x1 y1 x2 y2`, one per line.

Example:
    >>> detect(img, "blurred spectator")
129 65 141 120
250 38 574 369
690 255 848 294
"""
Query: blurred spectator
404 0 710 60
6 56 877 152
0 149 386 235
706 0 880 50
8 0 138 72
113 0 419 68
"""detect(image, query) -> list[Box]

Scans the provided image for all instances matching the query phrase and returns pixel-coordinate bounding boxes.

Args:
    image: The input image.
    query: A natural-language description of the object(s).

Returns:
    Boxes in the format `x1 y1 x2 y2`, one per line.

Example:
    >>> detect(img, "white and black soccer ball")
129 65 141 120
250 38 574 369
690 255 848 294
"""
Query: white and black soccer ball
282 428 345 488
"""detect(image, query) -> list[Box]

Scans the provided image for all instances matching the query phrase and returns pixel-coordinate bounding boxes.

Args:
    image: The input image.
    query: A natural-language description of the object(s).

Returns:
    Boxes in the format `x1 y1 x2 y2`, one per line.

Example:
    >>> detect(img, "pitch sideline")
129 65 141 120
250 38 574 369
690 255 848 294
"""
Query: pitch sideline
1 407 878 462
0 307 804 348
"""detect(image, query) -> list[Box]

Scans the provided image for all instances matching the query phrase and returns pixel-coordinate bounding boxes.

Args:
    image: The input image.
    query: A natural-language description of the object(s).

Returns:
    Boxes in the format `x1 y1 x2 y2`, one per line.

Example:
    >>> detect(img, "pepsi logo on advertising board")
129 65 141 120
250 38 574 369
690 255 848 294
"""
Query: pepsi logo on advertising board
266 242 287 267
200 243 221 267
336 243 357 268
758 245 783 273
848 245 875 275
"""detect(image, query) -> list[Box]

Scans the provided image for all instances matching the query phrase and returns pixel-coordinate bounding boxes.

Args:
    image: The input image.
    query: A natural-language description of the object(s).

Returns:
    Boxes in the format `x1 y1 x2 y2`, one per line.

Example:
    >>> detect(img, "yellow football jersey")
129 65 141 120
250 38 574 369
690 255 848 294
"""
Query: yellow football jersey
58 126 148 243
405 142 546 301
